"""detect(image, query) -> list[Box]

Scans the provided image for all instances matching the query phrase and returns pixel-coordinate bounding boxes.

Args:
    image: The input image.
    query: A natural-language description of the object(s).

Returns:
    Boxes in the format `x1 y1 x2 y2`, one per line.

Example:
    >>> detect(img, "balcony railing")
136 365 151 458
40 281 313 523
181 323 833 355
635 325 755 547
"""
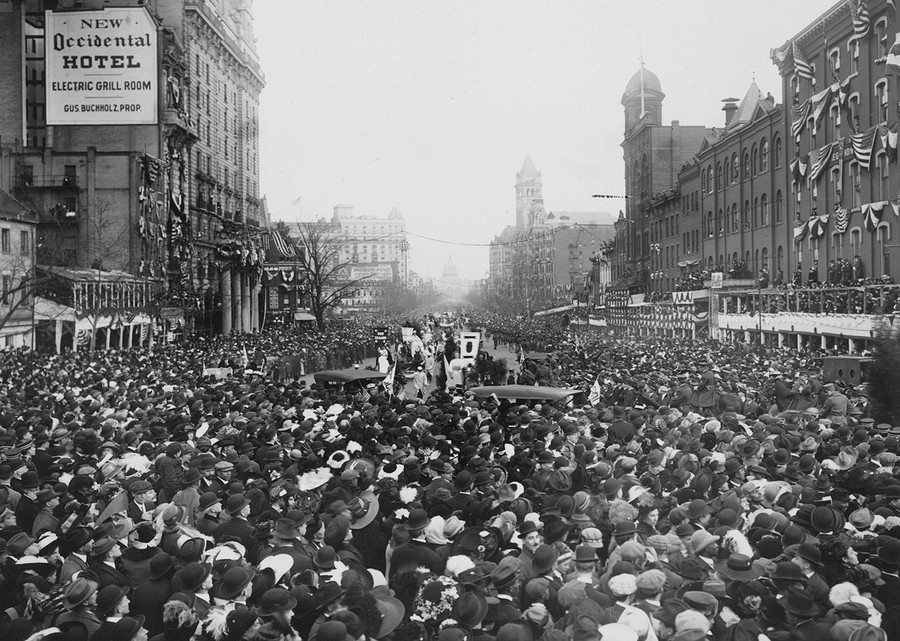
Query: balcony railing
17 175 79 189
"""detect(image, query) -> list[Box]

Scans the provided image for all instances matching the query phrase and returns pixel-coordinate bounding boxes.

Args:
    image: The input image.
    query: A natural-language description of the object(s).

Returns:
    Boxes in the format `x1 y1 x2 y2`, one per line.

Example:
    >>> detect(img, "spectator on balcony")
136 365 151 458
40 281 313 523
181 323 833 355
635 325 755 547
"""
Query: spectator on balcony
853 255 865 281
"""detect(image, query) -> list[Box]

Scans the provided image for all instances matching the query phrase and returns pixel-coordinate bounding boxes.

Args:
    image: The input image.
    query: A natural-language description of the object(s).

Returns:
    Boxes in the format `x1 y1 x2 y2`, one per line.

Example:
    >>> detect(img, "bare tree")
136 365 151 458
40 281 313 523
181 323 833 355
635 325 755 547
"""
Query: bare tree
82 198 132 352
291 220 372 331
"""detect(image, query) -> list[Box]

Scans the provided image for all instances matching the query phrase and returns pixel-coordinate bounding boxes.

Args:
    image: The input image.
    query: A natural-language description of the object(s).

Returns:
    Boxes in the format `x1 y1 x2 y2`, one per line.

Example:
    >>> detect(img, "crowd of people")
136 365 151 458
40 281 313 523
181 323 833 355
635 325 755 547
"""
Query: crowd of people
0 312 896 641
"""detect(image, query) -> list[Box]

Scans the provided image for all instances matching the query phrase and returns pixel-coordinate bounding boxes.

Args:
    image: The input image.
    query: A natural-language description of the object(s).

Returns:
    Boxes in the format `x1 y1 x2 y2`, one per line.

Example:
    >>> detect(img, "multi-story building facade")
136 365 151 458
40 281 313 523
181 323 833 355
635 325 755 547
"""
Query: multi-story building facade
689 82 786 285
331 205 408 311
617 66 712 290
0 0 264 347
0 190 36 349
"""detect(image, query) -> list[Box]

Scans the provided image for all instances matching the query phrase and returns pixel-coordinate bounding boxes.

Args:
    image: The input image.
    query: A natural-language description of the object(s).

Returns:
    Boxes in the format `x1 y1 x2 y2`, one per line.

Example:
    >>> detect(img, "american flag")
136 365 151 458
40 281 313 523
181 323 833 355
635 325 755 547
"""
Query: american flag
587 376 602 406
792 40 814 81
850 0 870 38
270 229 294 258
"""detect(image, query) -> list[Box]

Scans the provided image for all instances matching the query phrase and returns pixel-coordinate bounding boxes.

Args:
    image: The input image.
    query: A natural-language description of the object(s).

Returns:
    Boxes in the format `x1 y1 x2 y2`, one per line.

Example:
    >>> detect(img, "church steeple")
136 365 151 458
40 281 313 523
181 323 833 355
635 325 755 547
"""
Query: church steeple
515 155 543 230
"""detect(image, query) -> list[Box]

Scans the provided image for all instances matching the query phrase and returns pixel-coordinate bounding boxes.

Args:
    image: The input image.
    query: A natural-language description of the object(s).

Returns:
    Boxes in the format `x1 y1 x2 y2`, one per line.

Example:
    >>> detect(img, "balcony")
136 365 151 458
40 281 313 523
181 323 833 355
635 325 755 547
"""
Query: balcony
17 175 79 189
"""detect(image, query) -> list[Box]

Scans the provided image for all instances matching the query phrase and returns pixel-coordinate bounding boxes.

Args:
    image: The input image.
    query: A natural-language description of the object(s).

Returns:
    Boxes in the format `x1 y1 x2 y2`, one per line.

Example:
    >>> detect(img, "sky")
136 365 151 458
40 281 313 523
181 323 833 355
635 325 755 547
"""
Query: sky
254 1 836 283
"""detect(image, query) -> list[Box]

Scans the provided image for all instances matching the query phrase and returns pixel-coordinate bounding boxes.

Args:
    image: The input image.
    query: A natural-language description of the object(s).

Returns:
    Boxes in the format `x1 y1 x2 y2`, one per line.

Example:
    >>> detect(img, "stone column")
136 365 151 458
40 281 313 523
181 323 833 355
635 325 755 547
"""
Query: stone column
251 280 260 332
221 267 232 334
232 271 242 333
241 273 251 333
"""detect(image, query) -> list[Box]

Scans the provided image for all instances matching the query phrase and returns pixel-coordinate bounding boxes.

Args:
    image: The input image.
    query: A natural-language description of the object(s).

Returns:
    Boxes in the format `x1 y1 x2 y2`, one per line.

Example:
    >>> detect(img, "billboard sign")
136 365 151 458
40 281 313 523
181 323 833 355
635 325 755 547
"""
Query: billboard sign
45 8 158 125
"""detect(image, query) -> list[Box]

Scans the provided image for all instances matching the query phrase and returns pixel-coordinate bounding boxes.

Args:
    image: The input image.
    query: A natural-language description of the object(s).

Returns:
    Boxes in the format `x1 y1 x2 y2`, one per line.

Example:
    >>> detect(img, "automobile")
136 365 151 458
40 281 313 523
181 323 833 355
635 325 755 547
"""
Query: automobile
466 384 582 403
313 368 388 391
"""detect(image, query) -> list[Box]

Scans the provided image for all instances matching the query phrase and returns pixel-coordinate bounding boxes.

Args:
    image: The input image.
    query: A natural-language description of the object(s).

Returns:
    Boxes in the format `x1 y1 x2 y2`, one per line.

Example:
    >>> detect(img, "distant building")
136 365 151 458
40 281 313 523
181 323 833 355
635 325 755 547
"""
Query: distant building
438 256 471 298
0 191 36 349
331 205 408 310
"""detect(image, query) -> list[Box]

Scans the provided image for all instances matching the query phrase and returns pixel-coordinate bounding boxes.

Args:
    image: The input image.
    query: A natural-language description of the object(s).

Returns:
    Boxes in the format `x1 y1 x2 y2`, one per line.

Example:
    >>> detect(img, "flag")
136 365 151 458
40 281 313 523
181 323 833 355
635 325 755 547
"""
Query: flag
850 0 870 38
588 377 602 406
810 87 832 126
382 363 396 394
887 34 900 75
850 127 877 169
397 387 407 401
808 142 834 184
358 388 371 403
794 222 809 242
270 229 293 258
834 204 850 234
793 40 814 80
864 202 887 231
791 100 811 138
888 123 899 162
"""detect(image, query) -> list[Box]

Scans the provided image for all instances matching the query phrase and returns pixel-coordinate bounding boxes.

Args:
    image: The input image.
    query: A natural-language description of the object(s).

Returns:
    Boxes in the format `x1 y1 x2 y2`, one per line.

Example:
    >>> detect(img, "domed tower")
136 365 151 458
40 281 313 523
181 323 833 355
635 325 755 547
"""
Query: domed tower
622 64 665 131
516 154 543 230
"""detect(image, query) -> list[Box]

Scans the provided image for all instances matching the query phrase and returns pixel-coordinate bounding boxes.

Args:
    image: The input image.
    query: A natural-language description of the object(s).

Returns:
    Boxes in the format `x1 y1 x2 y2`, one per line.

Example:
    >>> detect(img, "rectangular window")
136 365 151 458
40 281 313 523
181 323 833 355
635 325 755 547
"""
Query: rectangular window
1 276 10 305
876 83 889 123
0 229 9 253
19 231 29 254
849 39 859 74
849 95 860 132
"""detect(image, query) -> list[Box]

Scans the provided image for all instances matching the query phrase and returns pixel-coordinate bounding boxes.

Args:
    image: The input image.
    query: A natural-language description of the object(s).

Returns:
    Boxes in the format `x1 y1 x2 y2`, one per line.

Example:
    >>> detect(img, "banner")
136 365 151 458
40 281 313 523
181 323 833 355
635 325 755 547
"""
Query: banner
459 332 481 360
45 8 158 125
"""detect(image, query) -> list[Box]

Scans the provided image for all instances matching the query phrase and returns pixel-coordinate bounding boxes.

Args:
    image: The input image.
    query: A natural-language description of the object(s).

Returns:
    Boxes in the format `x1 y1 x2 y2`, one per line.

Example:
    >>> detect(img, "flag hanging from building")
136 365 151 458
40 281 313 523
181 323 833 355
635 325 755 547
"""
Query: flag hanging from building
886 33 900 75
587 376 602 406
791 100 811 138
794 221 809 242
863 201 887 231
808 142 834 184
850 0 871 38
850 127 877 169
792 40 814 80
834 204 850 234
270 229 294 258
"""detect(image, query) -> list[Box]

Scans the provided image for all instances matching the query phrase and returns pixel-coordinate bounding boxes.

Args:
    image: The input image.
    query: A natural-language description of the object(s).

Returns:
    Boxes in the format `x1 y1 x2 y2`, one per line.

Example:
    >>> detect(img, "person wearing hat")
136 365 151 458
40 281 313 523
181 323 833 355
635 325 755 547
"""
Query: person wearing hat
195 492 223 538
131 552 176 637
128 479 157 523
633 569 667 619
607 572 658 641
14 471 41 535
214 494 255 553
90 536 130 589
257 587 298 637
215 566 255 607
690 530 720 577
53 577 102 638
59 526 94 584
173 467 202 527
175 561 213 619
265 518 314 575
790 543 830 607
93 585 133 640
388 508 445 579
211 461 235 496
32 485 62 537
516 520 543 577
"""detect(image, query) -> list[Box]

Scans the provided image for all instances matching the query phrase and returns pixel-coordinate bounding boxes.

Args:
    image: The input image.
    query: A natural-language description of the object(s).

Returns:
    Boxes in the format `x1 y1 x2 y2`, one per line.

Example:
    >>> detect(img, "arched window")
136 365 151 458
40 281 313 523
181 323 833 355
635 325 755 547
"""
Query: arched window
848 38 859 75
875 80 889 124
722 161 728 190
717 208 723 236
733 204 739 231
773 137 782 168
775 190 783 223
830 103 841 140
877 223 891 275
877 151 890 201
747 199 753 230
776 246 783 272
743 151 750 180
707 211 714 237
751 145 758 177
707 165 714 193
701 168 707 192
641 154 650 193
850 161 861 208
850 227 862 256
762 247 769 272
761 193 769 226
761 139 769 172
731 153 739 184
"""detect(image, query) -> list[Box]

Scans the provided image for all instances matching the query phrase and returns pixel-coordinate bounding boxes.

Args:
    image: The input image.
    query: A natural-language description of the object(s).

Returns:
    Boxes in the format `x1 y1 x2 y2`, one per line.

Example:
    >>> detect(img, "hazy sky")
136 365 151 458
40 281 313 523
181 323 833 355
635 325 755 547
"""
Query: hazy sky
255 1 835 282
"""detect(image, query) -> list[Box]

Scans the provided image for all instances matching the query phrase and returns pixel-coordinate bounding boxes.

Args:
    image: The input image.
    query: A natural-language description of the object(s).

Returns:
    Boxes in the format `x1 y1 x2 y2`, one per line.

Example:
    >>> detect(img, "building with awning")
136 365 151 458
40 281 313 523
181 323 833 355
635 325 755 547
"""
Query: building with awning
33 265 161 353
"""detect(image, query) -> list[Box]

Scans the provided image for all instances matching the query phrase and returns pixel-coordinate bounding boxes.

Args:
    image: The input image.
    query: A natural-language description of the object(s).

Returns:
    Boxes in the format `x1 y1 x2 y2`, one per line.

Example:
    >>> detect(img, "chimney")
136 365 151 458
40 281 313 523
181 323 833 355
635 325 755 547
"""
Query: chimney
722 98 739 126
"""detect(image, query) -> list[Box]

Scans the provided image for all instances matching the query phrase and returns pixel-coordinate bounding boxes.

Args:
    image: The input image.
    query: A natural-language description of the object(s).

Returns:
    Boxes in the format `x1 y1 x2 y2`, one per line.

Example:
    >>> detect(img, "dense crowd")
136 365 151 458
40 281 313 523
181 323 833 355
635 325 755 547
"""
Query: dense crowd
0 314 897 641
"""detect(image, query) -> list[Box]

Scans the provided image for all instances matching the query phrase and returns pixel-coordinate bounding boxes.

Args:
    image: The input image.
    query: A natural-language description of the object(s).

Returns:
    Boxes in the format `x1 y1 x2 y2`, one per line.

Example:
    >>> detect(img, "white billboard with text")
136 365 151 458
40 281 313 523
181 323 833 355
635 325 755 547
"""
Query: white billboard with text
45 8 158 125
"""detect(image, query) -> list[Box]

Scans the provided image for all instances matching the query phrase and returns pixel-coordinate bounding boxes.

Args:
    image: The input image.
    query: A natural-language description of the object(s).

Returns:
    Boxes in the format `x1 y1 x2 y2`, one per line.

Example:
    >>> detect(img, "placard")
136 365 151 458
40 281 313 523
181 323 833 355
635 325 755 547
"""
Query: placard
45 8 158 125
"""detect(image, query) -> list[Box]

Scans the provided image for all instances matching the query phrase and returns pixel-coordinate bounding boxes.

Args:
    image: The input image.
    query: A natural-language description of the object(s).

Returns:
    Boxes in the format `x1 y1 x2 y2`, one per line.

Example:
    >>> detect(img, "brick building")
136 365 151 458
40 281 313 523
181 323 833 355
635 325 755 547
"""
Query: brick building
617 66 712 290
0 0 265 347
